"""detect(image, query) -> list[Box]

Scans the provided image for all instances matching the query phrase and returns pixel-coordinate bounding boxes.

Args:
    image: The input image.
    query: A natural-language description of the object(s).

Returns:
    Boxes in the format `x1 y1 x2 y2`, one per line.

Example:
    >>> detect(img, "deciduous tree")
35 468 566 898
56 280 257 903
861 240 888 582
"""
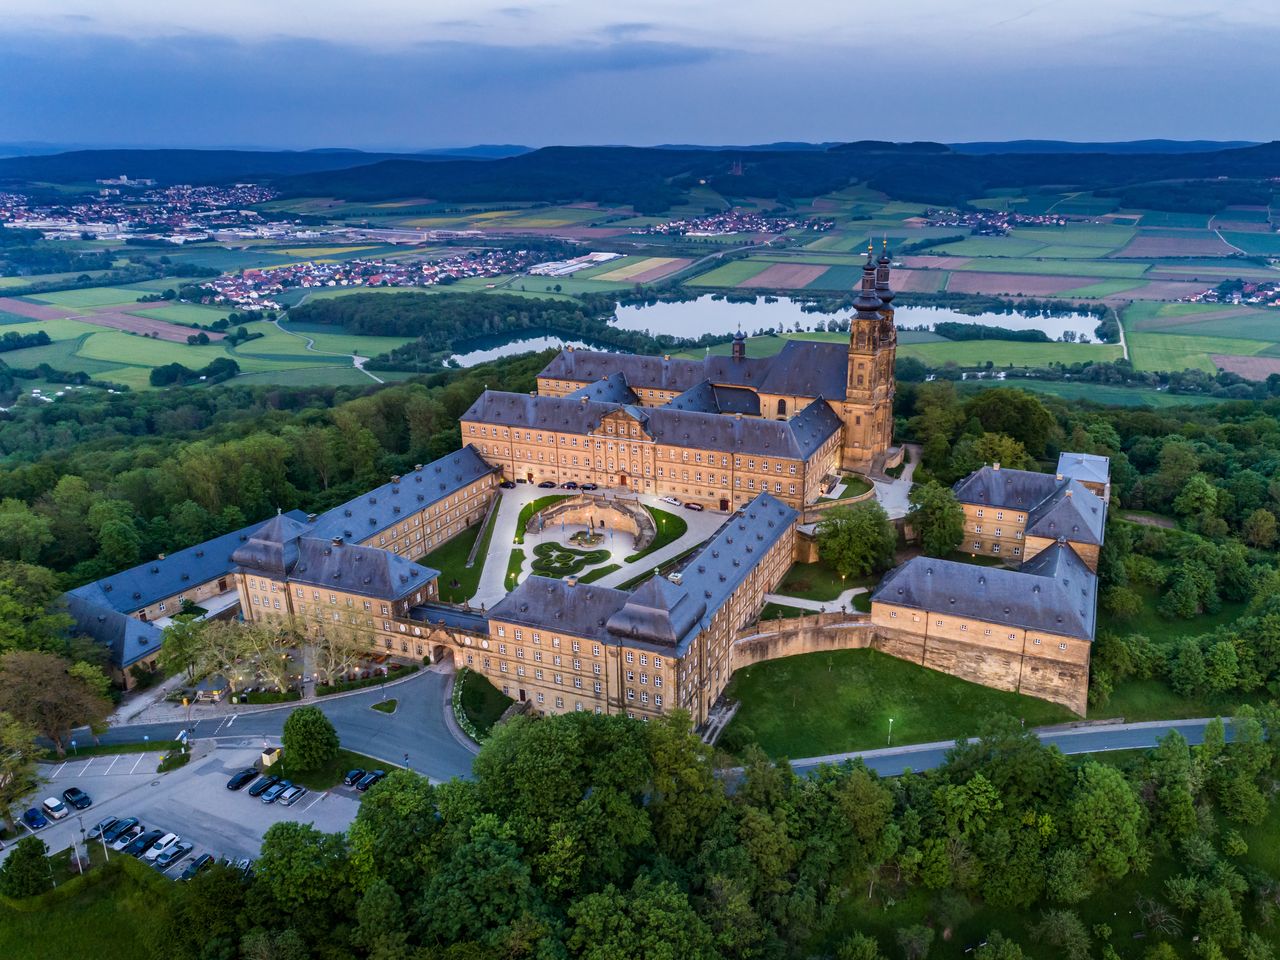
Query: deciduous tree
907 481 964 558
281 705 339 772
0 650 112 757
816 501 897 579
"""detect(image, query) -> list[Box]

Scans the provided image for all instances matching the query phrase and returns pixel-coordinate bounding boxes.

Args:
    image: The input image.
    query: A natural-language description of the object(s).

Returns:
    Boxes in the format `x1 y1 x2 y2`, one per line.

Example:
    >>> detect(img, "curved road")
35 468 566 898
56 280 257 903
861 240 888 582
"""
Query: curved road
86 671 1228 784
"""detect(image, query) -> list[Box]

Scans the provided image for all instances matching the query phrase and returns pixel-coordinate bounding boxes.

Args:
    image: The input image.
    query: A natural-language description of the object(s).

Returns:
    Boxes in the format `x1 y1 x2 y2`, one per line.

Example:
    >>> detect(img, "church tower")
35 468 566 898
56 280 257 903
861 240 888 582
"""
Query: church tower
840 245 896 471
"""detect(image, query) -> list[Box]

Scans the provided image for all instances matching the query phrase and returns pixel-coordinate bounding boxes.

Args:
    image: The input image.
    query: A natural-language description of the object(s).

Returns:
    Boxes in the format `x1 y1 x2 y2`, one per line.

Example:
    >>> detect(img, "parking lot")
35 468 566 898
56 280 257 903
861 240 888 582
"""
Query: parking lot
5 742 363 872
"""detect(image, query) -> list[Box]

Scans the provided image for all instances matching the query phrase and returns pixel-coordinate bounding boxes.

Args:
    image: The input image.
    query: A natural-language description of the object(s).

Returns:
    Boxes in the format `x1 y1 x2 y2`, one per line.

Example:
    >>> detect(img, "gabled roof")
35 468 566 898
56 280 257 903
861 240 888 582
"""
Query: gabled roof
565 372 640 405
871 541 1098 641
230 513 311 577
757 340 849 398
952 465 1061 511
287 538 438 601
490 577 631 644
65 592 164 669
1056 452 1111 486
606 576 707 647
69 510 309 615
1026 480 1105 545
310 446 496 543
664 380 762 417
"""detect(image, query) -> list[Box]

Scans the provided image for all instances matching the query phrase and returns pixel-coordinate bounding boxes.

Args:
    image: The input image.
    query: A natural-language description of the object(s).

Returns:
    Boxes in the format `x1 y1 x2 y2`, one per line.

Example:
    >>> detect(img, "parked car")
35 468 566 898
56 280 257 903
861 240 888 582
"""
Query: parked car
21 807 48 830
110 824 144 851
561 481 578 489
581 483 598 491
356 769 386 792
660 496 681 505
143 832 180 862
343 768 366 786
87 816 118 841
155 840 193 870
537 480 556 488
179 853 214 881
226 768 259 791
125 829 165 857
683 501 705 512
61 786 92 810
261 779 292 803
279 785 307 806
41 797 69 820
101 817 138 844
246 774 280 798
499 480 516 489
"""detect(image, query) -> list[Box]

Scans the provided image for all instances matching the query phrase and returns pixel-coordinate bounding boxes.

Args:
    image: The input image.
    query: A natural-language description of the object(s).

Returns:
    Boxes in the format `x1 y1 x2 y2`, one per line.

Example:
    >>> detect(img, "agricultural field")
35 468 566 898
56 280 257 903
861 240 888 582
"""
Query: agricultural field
1122 301 1280 373
897 339 1123 368
684 260 772 287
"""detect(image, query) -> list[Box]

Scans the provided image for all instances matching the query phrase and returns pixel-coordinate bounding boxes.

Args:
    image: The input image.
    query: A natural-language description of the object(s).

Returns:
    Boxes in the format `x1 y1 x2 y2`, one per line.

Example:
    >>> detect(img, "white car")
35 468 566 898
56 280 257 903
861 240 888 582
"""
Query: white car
41 797 69 820
660 496 681 506
142 832 180 862
111 824 143 851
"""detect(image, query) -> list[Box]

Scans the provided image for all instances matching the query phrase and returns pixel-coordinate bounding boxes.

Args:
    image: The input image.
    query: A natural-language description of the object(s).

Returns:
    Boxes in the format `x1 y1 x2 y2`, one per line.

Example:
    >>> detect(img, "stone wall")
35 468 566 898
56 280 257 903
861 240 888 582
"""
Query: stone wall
734 613 873 668
530 494 656 552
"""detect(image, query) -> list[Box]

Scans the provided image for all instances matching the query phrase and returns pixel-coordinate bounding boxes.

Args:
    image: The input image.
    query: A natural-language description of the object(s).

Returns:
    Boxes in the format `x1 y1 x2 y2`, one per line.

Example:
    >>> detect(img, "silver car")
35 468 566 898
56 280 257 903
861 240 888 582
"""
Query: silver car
279 784 307 806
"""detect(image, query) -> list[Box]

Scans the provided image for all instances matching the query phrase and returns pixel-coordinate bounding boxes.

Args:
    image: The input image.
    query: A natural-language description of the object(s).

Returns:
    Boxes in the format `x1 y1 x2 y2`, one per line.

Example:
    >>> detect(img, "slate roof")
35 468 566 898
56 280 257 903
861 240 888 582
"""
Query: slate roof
65 592 164 669
565 373 640 405
664 380 762 417
408 604 490 634
284 538 438 601
1056 452 1111 486
538 342 848 400
230 513 311 577
310 446 496 543
1025 480 1105 545
871 541 1098 641
952 465 1062 511
464 389 841 461
69 510 309 615
492 492 798 656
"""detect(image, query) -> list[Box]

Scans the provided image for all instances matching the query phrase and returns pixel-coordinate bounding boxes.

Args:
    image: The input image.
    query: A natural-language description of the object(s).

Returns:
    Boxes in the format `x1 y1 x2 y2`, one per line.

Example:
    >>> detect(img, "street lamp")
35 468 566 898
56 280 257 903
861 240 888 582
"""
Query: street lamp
887 717 894 747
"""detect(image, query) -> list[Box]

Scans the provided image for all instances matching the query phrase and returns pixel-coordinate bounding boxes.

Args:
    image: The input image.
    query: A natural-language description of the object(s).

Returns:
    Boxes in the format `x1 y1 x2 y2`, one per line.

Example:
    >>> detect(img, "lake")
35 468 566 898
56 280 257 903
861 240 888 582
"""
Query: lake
613 295 1099 342
448 334 597 367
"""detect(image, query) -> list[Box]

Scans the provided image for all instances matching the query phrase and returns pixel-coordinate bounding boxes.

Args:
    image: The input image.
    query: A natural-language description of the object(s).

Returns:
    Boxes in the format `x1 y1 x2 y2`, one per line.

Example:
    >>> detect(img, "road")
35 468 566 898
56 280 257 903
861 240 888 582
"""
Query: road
88 668 478 784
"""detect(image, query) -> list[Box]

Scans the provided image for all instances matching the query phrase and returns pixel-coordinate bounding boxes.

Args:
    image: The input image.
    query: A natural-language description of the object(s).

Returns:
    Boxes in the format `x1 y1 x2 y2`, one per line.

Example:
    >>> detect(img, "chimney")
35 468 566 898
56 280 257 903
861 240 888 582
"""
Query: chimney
391 475 401 483
307 513 317 523
1055 473 1064 482
565 576 578 587
992 462 1001 471
663 354 670 361
331 536 344 546
415 464 423 471
157 553 166 561
1065 489 1073 498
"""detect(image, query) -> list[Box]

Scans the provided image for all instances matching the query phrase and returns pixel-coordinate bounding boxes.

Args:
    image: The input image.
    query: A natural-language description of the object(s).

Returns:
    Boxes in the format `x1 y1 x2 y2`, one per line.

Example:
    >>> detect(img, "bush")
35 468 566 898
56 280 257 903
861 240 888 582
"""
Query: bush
158 750 190 772
0 836 49 898
281 705 340 772
315 664 419 697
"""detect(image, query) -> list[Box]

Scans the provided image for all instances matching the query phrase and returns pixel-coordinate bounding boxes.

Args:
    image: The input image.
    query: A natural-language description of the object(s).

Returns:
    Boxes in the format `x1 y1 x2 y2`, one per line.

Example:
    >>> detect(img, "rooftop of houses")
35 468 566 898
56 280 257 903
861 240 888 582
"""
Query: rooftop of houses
664 380 762 417
953 465 1106 544
464 390 841 461
284 537 439 602
64 593 164 669
871 540 1099 641
565 372 641 405
1056 452 1112 487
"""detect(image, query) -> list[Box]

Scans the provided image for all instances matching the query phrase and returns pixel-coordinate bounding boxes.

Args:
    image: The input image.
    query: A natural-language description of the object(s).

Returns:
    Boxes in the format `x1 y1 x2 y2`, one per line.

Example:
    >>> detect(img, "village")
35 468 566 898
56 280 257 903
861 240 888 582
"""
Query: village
921 207 1069 234
637 209 833 236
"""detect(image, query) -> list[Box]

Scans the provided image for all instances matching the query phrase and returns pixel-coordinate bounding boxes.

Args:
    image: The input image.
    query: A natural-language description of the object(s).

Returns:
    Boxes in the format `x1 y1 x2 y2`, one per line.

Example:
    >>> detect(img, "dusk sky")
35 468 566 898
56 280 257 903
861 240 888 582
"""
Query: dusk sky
1 0 1277 149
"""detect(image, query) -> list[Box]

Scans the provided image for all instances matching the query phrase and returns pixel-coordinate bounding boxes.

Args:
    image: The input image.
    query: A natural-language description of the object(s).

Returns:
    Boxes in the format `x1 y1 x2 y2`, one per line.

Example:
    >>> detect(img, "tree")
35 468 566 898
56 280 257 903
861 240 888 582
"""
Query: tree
159 618 206 684
299 615 371 687
839 932 887 960
961 389 1058 458
1242 508 1277 548
1198 885 1243 950
257 821 352 916
1173 474 1218 519
816 501 897 578
0 499 53 563
0 650 112 757
907 481 964 558
895 924 935 960
1067 761 1147 882
0 835 49 898
951 433 1034 476
1031 910 1091 960
0 561 73 654
975 932 1028 960
568 876 718 960
281 705 339 772
0 712 39 830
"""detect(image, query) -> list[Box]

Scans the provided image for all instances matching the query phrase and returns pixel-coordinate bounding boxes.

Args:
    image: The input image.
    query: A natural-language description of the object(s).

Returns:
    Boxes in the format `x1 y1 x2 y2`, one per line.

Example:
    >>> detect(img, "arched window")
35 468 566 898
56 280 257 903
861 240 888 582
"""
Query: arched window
777 398 787 417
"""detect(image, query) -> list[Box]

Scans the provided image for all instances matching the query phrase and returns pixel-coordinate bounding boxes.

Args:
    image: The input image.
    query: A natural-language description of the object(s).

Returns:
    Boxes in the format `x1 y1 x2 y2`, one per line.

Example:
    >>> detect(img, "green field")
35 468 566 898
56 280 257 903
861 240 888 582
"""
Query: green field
126 302 231 326
1059 278 1148 297
898 339 1123 367
28 286 158 308
1126 331 1266 372
949 257 1151 278
958 378 1220 408
934 236 1048 257
723 648 1073 757
1221 231 1280 256
1138 210 1212 227
684 260 772 287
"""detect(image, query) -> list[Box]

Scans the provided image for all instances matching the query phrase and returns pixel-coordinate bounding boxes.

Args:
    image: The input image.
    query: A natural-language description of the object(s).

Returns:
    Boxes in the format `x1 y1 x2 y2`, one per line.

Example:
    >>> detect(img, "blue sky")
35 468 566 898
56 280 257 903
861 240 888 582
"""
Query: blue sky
0 1 1276 149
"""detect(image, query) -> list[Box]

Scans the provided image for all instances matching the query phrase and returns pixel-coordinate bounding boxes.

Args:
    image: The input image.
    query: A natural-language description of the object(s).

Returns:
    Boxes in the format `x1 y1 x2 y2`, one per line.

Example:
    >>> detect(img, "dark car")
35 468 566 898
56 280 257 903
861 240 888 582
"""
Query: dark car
355 769 386 792
179 853 214 881
21 807 48 830
342 768 366 786
560 481 578 489
101 816 139 844
537 480 556 488
499 480 516 489
581 483 598 491
87 816 118 841
155 840 194 870
226 768 259 791
261 779 292 803
683 501 705 511
62 786 92 810
246 774 280 798
125 828 165 857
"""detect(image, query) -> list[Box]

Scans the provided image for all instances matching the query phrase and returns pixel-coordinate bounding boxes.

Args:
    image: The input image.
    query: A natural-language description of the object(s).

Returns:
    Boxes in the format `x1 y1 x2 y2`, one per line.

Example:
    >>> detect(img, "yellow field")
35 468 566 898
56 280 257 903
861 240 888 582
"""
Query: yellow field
592 257 681 282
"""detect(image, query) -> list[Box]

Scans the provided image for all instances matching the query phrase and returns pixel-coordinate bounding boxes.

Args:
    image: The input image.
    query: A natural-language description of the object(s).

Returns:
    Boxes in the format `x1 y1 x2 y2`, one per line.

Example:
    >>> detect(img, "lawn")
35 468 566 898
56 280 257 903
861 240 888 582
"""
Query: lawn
458 668 513 737
0 859 166 960
759 601 812 621
774 559 877 602
624 506 688 562
372 699 397 714
40 740 178 761
722 648 1074 758
507 548 526 586
271 747 387 791
420 511 498 603
831 476 873 499
578 563 622 584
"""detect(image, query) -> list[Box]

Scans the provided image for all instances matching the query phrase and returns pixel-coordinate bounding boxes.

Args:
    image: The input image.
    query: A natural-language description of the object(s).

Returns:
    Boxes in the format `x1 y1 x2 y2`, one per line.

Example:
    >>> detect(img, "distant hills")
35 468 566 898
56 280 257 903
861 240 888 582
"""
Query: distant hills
1 140 1277 215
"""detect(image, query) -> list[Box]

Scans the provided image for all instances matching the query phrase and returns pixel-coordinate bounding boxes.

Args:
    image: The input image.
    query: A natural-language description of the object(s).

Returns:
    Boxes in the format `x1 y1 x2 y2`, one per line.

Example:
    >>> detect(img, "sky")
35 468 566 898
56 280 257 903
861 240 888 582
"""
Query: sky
0 0 1277 150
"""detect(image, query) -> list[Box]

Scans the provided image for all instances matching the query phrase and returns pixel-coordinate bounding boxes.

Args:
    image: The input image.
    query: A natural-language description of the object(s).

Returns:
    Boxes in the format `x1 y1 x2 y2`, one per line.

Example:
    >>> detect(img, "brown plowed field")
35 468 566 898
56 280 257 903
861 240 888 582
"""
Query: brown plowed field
1213 354 1280 379
629 258 692 283
943 273 1091 296
74 311 226 342
738 263 828 289
0 297 68 320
